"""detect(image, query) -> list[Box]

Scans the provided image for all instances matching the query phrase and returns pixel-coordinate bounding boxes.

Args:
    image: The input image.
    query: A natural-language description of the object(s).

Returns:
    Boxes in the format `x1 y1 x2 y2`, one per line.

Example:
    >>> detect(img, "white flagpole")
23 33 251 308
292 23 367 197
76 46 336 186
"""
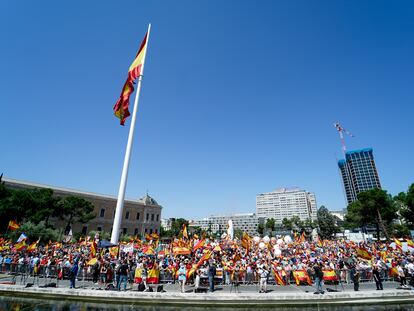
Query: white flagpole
111 23 151 244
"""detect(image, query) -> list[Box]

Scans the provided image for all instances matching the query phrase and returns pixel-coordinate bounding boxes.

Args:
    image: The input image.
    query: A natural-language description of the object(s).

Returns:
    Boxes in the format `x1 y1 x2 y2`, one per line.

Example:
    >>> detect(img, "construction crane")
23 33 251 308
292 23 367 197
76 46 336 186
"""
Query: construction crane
334 122 354 155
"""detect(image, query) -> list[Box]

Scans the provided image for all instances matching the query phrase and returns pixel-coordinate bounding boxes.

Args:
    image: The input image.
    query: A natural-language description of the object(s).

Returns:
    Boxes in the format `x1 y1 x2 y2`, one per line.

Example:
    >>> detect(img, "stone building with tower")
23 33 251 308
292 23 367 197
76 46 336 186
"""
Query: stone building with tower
3 177 162 237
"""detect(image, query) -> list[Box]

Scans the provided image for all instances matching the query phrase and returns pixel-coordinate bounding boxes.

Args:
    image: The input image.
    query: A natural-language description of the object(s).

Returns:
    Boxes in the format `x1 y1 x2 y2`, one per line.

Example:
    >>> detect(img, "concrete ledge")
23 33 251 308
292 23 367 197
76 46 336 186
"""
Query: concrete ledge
1 284 414 307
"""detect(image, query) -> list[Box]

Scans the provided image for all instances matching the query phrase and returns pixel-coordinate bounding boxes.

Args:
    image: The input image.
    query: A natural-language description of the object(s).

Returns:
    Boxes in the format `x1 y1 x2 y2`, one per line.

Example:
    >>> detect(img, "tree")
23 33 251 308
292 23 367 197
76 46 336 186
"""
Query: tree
395 183 414 229
317 206 339 239
58 196 95 232
234 228 243 239
265 218 276 231
168 218 188 237
257 223 264 235
9 221 59 243
282 218 293 230
345 188 397 240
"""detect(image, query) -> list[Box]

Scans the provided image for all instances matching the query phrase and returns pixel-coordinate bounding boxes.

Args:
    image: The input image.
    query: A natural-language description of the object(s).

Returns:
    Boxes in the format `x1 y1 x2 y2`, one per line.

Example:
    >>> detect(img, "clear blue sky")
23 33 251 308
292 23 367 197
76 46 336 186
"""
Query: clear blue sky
1 1 413 219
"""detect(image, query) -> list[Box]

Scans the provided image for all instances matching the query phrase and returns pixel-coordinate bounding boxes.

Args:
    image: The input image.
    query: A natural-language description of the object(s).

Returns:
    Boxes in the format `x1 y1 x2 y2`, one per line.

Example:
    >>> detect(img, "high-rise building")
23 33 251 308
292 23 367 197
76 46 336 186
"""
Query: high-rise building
256 187 317 223
338 148 381 205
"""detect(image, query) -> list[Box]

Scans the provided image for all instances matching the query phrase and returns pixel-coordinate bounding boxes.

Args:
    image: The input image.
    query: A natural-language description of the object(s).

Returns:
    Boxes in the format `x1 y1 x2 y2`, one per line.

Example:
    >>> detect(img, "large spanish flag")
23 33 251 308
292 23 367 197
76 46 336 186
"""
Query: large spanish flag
114 31 149 125
356 247 372 260
8 220 20 231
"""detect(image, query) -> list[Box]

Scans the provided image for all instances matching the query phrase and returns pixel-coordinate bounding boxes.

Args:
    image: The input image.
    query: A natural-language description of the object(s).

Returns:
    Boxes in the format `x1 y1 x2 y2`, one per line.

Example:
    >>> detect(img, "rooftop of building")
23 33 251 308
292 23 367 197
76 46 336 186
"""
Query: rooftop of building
257 187 314 196
2 177 161 207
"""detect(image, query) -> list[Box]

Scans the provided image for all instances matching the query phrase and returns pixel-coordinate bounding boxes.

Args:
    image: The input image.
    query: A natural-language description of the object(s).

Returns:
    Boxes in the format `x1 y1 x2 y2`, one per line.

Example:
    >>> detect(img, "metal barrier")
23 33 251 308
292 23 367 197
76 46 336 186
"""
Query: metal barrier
0 263 407 288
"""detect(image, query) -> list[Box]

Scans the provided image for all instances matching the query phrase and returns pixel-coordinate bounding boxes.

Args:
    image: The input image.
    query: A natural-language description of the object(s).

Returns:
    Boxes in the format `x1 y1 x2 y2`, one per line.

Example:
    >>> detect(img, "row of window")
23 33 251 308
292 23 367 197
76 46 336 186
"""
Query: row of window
81 226 158 236
99 209 159 222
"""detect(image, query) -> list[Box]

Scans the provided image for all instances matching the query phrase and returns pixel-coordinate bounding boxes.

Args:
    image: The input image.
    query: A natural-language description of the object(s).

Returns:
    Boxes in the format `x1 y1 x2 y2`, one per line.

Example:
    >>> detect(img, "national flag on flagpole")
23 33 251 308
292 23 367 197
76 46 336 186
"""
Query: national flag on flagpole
8 220 20 231
27 239 40 252
114 32 149 125
182 224 188 240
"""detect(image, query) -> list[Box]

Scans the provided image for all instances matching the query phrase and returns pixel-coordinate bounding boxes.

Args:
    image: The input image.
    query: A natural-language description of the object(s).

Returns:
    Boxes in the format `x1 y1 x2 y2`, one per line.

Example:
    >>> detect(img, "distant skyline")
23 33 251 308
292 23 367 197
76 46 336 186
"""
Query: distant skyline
2 1 413 219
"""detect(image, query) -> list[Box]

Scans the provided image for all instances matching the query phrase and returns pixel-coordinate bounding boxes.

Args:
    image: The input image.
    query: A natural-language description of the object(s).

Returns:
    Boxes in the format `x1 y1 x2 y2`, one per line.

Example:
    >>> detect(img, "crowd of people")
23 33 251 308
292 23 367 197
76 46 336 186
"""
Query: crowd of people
0 234 414 294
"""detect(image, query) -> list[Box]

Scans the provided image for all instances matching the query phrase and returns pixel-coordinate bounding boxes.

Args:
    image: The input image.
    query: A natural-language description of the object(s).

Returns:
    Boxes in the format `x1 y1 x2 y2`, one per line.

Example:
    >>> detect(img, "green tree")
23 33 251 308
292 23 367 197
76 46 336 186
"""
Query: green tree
234 228 243 239
168 218 188 237
395 183 414 229
345 188 397 240
257 223 264 235
282 218 293 230
317 206 339 239
58 196 95 231
265 218 276 231
9 221 59 243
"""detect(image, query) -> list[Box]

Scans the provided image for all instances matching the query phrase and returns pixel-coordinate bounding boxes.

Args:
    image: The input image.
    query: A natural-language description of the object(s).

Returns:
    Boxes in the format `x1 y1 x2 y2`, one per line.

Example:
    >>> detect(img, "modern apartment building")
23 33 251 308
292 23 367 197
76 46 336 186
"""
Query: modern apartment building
338 148 381 205
190 213 262 236
256 187 317 223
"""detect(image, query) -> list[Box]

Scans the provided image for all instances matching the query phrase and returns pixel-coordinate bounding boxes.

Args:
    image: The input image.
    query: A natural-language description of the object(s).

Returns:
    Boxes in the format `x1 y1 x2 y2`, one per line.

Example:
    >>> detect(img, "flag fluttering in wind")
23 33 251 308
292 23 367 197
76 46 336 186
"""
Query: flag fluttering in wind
394 238 402 250
17 233 27 243
182 224 188 240
113 32 149 125
8 220 20 231
27 239 40 252
356 247 372 260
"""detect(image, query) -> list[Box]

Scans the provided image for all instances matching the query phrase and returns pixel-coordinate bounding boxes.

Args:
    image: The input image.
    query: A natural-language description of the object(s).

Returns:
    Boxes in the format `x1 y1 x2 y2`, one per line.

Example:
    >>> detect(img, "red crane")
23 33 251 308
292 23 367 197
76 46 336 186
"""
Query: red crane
334 122 354 155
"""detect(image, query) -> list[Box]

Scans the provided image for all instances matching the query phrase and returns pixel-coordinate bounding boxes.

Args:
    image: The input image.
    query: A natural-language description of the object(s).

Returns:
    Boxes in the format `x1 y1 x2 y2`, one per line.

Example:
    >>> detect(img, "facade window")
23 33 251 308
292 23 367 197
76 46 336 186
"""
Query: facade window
82 226 88 235
126 211 130 219
146 213 149 221
134 228 139 235
151 214 154 221
136 212 140 220
97 226 102 232
150 229 153 234
100 209 105 217
145 228 148 233
156 214 159 221
123 228 127 235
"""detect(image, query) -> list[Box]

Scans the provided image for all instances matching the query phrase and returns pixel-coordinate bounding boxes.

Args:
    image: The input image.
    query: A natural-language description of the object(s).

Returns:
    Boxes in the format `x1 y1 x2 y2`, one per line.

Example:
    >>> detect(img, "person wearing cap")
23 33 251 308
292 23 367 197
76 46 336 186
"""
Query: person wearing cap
178 262 187 293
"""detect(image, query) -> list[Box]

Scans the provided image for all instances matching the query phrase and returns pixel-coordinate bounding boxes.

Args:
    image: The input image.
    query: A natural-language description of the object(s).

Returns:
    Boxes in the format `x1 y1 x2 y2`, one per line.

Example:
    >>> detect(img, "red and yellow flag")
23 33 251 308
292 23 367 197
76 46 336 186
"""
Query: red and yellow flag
293 270 312 285
407 239 414 249
356 247 372 260
241 232 251 251
8 220 20 231
14 240 26 252
394 238 402 250
114 31 149 125
91 240 97 257
322 270 338 281
193 239 205 251
272 267 286 286
27 239 40 252
182 224 188 240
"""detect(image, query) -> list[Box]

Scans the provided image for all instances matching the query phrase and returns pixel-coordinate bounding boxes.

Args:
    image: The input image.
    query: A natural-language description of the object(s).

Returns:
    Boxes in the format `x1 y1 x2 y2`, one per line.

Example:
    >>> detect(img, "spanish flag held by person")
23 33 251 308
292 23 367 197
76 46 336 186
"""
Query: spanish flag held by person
113 30 149 125
356 247 372 260
394 238 402 250
8 220 20 231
